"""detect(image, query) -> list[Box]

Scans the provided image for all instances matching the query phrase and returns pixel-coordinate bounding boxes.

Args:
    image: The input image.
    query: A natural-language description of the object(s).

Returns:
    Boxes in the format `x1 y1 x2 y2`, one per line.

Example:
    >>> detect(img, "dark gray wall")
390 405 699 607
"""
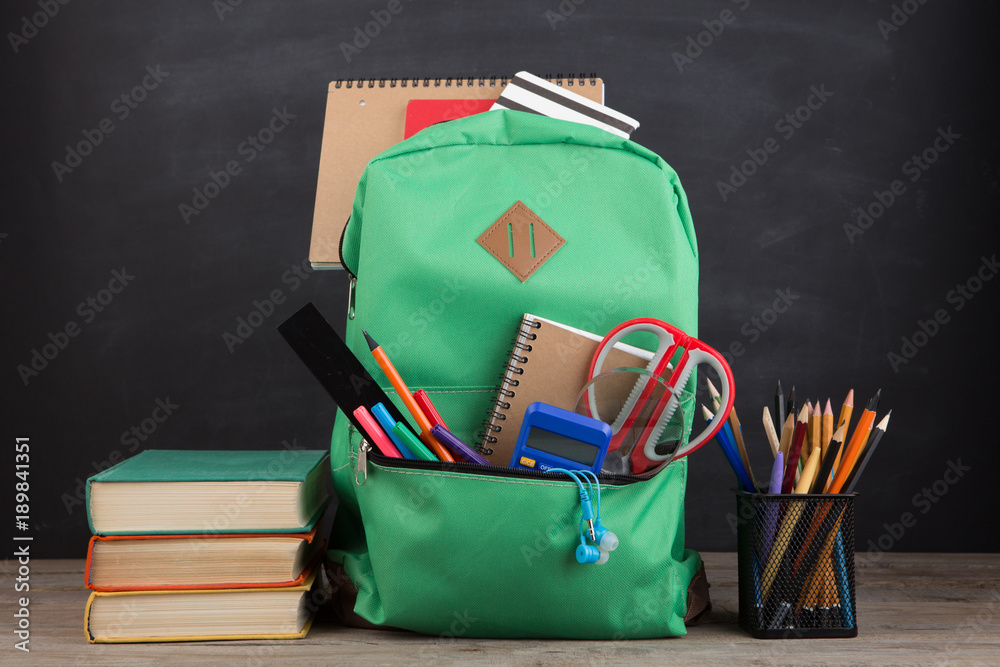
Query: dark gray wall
2 0 997 557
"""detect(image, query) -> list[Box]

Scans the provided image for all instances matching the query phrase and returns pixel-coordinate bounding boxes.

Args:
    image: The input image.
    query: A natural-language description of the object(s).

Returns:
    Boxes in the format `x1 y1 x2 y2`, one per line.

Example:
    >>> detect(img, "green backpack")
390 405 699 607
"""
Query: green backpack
328 109 707 639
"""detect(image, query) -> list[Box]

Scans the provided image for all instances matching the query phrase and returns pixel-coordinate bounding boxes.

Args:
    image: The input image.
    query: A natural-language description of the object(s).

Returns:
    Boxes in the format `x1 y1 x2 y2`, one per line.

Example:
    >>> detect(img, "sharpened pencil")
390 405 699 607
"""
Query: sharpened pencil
778 413 795 458
781 406 810 494
701 404 755 491
763 406 781 458
821 399 834 461
815 424 846 494
786 385 797 429
832 389 854 484
845 412 890 494
707 379 757 488
829 389 880 494
775 380 785 433
809 401 821 459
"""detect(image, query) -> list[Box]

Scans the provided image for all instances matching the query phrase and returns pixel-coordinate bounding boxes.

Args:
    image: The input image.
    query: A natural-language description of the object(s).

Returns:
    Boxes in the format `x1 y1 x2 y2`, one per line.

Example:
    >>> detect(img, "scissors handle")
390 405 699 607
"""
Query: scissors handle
588 318 736 475
646 347 734 462
587 320 677 442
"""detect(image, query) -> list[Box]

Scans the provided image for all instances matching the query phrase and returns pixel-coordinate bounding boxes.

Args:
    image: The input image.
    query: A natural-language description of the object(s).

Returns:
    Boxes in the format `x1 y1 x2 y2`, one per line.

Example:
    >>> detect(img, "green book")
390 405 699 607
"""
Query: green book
86 450 329 536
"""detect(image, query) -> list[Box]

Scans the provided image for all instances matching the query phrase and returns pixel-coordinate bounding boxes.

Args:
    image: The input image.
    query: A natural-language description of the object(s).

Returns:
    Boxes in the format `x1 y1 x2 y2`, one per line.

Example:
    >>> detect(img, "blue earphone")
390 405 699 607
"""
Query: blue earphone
546 468 619 565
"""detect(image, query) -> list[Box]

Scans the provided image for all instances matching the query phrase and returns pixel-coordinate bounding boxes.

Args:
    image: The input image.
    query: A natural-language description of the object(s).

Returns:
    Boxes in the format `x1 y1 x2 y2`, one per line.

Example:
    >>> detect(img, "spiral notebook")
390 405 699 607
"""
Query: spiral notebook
479 314 654 466
309 74 605 269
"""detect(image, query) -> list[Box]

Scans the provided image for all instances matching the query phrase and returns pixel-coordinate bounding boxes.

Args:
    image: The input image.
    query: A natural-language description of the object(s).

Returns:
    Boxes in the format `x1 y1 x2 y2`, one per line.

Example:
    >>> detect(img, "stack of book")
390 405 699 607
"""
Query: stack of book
83 449 330 643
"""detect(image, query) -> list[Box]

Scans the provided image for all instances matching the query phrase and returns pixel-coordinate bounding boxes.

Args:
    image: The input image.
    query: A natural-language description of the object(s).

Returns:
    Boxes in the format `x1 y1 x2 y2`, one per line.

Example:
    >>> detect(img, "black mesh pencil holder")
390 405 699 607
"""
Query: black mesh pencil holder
736 491 858 639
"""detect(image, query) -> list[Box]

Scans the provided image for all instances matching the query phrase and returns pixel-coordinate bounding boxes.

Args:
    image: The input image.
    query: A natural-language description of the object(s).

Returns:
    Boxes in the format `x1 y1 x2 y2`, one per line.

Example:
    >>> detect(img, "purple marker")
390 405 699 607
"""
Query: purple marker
430 425 490 466
768 452 784 494
762 452 784 560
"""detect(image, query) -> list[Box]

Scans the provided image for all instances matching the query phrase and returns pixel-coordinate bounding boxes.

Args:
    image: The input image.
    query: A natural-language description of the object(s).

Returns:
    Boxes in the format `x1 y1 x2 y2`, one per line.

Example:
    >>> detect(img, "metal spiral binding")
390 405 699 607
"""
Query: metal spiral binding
332 73 599 90
475 318 543 453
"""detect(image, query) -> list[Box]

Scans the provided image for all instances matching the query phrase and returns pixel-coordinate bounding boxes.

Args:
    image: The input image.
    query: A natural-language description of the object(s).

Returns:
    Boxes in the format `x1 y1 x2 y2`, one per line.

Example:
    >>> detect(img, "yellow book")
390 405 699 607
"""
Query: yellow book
84 569 321 643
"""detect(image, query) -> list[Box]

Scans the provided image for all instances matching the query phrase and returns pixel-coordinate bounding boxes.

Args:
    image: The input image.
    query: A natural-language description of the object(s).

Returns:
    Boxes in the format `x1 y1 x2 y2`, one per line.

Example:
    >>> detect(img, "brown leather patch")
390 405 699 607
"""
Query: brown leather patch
477 201 565 282
684 561 713 625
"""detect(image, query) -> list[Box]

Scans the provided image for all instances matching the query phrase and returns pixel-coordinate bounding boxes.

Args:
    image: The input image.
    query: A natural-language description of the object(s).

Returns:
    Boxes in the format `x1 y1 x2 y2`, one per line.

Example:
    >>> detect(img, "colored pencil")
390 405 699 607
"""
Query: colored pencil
837 389 855 433
701 404 755 491
762 406 781 458
821 398 834 461
831 390 854 481
844 412 890 494
809 401 821 459
781 406 810 494
778 413 795 458
775 380 785 433
795 447 821 494
785 385 797 429
814 424 845 494
829 389 880 494
707 379 757 490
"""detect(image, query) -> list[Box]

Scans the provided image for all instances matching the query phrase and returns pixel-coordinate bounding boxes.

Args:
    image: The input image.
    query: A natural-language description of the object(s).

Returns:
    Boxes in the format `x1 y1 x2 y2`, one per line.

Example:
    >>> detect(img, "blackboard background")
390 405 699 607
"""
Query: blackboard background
2 0 997 558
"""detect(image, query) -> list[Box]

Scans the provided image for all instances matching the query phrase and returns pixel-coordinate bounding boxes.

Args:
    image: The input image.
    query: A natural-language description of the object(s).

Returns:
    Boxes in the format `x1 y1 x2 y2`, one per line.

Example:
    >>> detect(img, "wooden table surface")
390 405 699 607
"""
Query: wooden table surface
3 553 997 665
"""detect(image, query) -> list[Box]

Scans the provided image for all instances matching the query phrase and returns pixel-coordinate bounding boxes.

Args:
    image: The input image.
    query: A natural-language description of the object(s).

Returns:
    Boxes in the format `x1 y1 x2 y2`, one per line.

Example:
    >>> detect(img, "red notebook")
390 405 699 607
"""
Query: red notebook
403 99 494 138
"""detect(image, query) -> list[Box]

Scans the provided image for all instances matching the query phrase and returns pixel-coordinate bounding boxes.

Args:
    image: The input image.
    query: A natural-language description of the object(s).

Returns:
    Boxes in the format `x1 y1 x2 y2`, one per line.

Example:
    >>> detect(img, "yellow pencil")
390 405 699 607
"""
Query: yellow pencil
832 390 854 479
821 398 834 461
778 413 795 458
795 447 821 494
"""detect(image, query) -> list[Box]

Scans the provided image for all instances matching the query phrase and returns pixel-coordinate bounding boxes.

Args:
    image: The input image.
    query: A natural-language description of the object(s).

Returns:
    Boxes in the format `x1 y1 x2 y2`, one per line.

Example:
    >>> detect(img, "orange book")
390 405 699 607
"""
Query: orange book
85 527 324 592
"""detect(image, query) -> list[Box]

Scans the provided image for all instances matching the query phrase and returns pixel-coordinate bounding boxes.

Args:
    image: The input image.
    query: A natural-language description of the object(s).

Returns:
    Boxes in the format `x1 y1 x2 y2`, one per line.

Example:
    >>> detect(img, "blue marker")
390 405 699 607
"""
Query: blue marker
372 402 414 459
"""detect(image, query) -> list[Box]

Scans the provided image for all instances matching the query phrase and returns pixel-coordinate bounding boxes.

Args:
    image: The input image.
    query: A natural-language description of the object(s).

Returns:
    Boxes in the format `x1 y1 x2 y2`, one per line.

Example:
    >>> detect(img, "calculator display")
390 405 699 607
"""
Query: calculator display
526 427 598 466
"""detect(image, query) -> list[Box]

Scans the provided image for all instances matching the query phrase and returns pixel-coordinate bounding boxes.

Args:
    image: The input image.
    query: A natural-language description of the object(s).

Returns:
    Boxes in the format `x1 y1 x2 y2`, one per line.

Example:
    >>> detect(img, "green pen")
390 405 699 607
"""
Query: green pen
392 422 438 461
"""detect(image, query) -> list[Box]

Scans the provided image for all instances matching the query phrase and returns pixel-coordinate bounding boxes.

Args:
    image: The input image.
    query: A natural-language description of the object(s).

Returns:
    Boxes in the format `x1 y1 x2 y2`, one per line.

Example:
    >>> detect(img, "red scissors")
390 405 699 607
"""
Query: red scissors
587 318 735 474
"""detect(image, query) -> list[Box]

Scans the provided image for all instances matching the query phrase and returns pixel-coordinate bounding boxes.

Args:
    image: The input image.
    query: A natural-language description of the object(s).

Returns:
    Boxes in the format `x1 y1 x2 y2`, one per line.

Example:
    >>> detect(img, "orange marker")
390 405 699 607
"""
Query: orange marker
364 330 454 462
829 389 880 493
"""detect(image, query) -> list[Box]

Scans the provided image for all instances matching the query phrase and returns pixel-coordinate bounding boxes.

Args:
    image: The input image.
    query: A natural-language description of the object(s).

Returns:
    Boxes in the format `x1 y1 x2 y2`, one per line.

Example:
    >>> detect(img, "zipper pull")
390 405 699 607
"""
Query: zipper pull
355 439 370 486
347 275 356 320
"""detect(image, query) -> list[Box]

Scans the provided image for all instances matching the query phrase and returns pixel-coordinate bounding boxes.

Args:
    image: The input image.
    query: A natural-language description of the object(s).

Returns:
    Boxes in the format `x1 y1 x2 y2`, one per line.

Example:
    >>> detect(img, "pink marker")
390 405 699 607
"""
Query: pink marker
353 406 402 458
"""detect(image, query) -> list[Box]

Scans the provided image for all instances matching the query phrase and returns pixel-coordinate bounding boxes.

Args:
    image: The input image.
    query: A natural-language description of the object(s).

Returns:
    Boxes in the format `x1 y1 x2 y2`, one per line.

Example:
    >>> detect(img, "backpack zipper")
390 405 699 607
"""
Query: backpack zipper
355 437 653 487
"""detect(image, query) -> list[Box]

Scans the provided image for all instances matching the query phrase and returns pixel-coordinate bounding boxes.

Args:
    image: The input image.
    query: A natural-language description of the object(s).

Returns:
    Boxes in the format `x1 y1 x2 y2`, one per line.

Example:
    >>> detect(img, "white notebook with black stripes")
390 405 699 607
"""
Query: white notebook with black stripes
490 71 639 138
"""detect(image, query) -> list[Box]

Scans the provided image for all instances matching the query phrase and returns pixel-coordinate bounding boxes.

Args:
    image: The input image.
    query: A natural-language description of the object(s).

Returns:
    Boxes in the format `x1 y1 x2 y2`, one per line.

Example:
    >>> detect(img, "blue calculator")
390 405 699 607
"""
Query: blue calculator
509 402 613 474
